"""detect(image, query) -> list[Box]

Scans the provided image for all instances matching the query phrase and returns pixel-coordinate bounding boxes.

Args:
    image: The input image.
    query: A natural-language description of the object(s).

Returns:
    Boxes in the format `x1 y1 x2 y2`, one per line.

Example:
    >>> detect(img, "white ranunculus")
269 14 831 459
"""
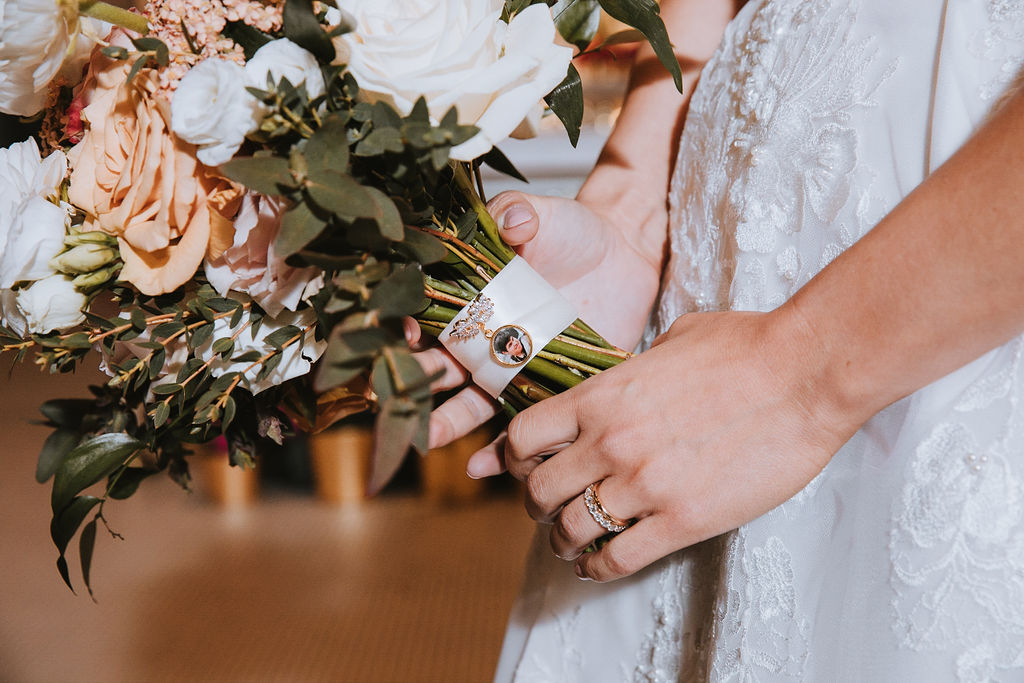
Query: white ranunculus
0 139 70 288
245 38 325 99
0 137 67 202
333 1 572 161
171 58 260 167
0 0 76 115
204 193 323 316
197 297 327 394
13 274 86 333
1 195 69 287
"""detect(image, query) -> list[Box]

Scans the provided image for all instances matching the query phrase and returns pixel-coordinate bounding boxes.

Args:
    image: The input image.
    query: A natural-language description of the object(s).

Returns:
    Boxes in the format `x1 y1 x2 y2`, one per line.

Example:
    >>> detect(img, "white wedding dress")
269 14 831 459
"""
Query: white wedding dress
494 1 1024 681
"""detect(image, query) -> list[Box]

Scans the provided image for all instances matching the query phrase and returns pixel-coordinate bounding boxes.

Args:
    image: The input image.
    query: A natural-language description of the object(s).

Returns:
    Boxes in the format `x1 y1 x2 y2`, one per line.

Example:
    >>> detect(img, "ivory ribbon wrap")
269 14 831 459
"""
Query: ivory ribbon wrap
439 256 577 398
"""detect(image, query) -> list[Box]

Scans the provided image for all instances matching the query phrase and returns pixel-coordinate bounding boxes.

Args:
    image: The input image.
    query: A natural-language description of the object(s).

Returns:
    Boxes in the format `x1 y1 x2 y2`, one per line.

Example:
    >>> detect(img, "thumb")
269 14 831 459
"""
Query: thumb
486 190 542 247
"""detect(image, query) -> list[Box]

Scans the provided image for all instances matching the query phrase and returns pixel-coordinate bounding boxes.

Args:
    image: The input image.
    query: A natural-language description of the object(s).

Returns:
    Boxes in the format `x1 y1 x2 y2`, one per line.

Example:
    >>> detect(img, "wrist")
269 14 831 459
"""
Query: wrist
761 299 888 441
577 167 668 271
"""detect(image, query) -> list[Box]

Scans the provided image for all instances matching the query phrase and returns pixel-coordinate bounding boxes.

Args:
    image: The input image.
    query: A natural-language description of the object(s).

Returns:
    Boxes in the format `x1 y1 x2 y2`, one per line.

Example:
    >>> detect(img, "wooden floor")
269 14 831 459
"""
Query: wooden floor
0 363 537 683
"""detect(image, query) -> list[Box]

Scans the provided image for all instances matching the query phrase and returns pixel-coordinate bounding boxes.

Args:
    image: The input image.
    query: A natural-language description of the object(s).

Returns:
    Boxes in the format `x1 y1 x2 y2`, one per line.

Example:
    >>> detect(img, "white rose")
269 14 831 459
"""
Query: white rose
0 0 76 115
334 1 572 161
0 139 70 288
171 58 260 167
245 38 325 100
13 274 86 334
204 193 323 316
197 296 327 394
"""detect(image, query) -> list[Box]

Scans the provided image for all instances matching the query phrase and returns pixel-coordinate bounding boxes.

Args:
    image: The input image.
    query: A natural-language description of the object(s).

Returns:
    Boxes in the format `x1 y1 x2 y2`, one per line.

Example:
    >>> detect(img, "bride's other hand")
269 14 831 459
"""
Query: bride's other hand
502 307 862 582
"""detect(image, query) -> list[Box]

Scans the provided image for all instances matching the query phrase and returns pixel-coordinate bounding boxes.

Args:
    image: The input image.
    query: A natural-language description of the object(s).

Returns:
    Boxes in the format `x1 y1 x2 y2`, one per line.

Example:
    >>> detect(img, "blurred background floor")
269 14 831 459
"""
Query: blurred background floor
0 360 538 683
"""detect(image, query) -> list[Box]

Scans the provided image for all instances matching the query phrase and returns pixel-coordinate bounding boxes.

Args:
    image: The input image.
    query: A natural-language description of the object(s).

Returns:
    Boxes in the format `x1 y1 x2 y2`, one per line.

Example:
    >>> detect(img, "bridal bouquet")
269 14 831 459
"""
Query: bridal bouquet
1 0 680 595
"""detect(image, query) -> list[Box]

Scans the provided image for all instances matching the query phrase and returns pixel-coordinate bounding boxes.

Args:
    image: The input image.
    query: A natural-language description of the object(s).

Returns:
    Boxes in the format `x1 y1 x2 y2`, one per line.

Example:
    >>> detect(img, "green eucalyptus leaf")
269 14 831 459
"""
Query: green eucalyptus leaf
355 127 405 156
371 101 403 129
131 37 169 65
368 396 418 495
551 0 601 51
189 323 214 350
108 467 153 500
80 519 98 599
223 396 237 431
221 156 295 194
222 20 271 59
50 494 101 557
36 429 80 483
364 187 404 241
305 170 377 218
56 555 73 592
367 265 426 317
276 199 328 257
544 63 583 147
264 325 301 349
597 0 682 91
314 327 392 393
283 0 335 63
481 146 528 183
51 434 143 515
256 351 283 382
126 54 152 84
397 227 448 265
152 401 170 428
101 45 129 60
152 321 185 338
306 115 350 174
39 399 92 429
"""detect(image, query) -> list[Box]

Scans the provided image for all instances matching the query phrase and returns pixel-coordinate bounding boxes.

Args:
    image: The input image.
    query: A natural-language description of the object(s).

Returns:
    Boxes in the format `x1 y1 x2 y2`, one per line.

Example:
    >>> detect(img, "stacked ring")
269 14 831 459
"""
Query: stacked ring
584 481 631 533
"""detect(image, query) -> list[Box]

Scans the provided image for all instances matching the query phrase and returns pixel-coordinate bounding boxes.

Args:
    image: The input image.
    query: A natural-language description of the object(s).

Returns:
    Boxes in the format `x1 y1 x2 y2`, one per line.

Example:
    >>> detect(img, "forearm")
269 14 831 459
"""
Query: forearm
776 89 1024 428
578 0 739 263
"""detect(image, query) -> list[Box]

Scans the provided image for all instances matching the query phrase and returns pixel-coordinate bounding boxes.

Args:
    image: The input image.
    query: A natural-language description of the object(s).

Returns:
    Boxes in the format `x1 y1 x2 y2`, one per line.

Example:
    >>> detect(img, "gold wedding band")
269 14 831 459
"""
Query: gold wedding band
584 481 631 533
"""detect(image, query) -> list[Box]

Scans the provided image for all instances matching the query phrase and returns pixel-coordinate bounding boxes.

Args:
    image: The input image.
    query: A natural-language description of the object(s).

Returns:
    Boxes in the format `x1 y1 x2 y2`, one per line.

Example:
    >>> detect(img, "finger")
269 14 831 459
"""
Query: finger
574 515 676 582
466 432 507 479
428 385 498 449
414 347 470 393
403 316 424 349
549 478 644 560
486 191 540 247
504 392 581 481
521 443 603 522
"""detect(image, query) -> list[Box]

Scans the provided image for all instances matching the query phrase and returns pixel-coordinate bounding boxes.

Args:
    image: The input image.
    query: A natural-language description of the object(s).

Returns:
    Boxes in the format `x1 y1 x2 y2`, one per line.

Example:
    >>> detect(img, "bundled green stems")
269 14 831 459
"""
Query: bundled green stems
414 165 631 416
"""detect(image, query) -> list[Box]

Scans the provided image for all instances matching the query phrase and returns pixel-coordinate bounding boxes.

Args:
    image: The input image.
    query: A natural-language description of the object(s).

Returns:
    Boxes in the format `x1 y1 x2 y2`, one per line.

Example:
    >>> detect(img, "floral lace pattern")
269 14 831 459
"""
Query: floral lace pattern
890 341 1024 680
650 0 893 338
970 0 1024 101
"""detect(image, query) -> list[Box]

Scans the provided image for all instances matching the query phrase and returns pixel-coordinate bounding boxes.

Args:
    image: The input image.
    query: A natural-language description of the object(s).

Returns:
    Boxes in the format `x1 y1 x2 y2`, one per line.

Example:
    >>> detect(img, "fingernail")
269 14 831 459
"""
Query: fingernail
574 564 590 581
466 458 486 479
502 206 531 230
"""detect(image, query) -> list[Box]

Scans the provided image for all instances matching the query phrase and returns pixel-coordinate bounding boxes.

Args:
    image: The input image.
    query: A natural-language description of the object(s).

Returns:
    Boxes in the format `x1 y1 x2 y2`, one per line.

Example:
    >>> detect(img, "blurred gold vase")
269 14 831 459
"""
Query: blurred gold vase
308 425 374 504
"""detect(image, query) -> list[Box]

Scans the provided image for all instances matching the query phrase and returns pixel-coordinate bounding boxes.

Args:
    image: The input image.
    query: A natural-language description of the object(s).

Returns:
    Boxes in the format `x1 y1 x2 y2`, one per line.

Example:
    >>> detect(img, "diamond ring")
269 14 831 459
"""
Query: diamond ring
584 481 631 533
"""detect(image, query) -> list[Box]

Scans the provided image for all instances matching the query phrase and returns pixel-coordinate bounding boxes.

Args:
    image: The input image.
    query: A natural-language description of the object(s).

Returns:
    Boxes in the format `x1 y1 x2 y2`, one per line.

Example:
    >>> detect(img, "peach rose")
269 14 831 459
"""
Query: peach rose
68 46 237 295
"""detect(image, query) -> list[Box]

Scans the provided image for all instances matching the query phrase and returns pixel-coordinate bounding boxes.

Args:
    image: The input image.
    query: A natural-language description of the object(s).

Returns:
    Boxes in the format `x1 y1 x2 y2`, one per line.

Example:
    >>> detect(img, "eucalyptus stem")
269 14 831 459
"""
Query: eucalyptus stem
78 0 149 34
452 164 516 263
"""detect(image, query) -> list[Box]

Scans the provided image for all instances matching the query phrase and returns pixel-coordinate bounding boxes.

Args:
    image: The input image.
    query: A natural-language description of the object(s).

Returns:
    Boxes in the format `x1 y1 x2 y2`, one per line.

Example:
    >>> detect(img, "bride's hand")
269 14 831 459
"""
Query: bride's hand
414 187 665 456
500 308 865 582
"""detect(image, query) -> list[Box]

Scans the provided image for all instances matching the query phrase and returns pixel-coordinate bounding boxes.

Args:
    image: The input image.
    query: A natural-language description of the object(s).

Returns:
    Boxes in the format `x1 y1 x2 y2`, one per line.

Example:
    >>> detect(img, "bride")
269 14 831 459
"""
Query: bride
419 0 1024 680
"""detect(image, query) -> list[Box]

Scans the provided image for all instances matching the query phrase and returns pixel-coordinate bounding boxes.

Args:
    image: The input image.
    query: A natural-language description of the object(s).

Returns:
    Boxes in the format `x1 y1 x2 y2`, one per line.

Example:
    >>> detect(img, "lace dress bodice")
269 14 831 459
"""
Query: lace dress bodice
496 2 1024 681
